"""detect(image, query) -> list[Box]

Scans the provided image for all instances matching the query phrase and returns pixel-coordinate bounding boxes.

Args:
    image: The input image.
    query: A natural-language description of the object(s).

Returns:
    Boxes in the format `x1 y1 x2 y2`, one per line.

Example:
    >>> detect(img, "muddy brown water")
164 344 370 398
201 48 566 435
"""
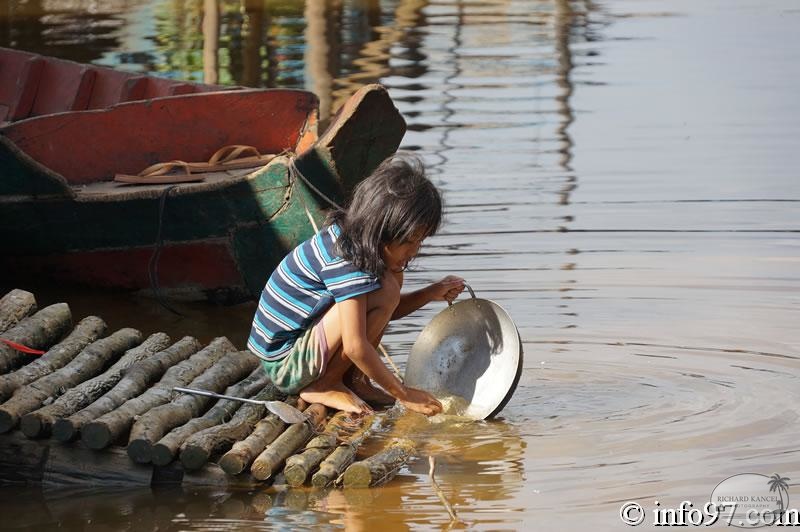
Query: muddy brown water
1 0 799 529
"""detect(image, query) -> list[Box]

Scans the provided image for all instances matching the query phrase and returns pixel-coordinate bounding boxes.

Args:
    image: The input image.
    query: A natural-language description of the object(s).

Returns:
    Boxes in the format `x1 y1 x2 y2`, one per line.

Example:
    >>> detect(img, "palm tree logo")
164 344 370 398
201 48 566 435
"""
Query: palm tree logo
768 473 790 515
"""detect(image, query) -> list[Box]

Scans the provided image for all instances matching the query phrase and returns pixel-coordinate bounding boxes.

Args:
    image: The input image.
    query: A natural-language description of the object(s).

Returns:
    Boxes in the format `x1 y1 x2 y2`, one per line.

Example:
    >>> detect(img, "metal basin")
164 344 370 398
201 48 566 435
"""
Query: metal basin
404 285 523 419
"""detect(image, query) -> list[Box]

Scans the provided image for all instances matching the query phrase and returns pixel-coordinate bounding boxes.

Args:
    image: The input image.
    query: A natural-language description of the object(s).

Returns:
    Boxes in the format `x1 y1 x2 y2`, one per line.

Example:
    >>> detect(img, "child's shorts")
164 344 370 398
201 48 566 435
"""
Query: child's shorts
260 321 330 394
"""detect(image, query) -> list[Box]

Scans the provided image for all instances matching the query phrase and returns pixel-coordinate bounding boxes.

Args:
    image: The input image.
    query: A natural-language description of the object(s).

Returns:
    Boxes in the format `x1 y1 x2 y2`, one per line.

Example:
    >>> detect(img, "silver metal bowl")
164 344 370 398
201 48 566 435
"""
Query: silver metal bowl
404 285 523 419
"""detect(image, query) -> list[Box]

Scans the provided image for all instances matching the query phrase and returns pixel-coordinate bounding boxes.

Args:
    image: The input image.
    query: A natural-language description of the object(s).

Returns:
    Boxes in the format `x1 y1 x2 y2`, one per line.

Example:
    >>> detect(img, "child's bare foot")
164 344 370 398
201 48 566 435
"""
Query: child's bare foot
346 372 395 407
300 381 371 414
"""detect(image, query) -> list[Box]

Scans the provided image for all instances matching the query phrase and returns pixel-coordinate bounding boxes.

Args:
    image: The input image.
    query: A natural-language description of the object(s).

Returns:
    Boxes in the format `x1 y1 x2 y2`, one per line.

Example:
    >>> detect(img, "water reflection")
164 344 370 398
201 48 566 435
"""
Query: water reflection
1 0 799 530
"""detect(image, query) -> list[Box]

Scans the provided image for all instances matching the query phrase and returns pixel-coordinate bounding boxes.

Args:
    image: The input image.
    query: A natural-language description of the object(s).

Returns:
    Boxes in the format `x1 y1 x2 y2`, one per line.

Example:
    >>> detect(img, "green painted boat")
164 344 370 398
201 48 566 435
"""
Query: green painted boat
0 84 406 303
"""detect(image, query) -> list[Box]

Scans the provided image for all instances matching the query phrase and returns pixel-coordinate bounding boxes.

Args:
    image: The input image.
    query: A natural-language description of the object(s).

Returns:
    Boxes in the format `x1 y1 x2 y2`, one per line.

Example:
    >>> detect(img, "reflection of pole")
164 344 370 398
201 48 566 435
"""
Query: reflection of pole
202 0 219 84
554 0 576 206
304 0 335 121
242 0 265 87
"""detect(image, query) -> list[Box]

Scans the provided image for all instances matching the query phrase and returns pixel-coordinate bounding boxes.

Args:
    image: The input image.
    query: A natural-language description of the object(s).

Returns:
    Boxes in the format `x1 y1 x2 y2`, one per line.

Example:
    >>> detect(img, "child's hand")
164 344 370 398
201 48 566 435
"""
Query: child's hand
399 386 443 416
428 275 466 304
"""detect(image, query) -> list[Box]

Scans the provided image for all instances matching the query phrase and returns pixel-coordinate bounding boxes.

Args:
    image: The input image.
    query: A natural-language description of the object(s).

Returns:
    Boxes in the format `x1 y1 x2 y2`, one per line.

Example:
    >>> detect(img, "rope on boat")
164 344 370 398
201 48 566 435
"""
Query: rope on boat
149 185 186 316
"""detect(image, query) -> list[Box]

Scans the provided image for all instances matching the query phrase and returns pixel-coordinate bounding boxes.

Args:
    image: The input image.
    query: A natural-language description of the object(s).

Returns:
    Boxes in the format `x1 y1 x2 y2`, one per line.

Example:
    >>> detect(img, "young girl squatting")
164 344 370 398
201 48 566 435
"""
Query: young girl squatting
247 154 464 415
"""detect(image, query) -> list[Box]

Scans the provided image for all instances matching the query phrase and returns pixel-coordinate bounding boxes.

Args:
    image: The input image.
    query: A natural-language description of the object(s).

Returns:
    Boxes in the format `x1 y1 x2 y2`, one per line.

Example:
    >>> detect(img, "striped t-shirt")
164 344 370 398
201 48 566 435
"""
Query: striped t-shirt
247 224 381 362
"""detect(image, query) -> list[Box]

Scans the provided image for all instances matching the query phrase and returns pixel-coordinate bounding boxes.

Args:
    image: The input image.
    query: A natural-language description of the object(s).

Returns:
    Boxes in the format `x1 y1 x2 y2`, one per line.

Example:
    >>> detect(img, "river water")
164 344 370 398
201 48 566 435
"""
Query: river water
1 0 799 529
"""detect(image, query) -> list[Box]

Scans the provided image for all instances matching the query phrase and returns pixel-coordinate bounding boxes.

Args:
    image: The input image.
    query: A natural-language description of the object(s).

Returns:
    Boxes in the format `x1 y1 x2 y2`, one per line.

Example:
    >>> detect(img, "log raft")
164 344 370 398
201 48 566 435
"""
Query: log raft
0 289 419 489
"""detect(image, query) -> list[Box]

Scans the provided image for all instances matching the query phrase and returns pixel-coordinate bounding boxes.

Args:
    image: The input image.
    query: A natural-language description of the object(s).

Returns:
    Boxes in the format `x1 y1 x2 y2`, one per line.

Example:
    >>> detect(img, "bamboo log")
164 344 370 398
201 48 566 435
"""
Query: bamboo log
311 414 377 488
151 367 269 467
0 316 106 402
179 384 283 471
0 303 72 375
341 438 416 488
0 328 141 435
217 396 303 475
31 332 169 440
127 348 257 464
52 335 198 442
284 411 352 487
0 289 37 334
81 336 229 449
250 404 327 481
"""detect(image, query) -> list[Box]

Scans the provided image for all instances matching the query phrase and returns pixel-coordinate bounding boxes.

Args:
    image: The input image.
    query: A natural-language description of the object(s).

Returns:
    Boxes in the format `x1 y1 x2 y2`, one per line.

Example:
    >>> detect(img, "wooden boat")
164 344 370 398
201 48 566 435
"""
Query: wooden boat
0 48 406 303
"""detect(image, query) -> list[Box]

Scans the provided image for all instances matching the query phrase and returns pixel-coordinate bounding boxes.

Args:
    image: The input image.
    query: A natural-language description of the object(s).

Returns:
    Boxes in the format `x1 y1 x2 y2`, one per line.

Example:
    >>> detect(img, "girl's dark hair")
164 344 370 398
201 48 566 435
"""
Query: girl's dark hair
328 152 442 276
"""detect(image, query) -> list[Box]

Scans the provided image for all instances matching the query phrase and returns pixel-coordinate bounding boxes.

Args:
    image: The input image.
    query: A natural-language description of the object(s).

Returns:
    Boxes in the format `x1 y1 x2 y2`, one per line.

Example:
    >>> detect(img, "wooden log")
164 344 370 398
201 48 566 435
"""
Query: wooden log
0 316 106 402
0 328 141 435
30 332 170 440
52 335 197 442
0 303 72 375
81 336 225 450
127 347 256 464
250 403 327 481
179 384 283 471
0 289 37 334
151 367 269 467
311 413 377 488
217 396 303 475
283 411 352 487
341 438 416 488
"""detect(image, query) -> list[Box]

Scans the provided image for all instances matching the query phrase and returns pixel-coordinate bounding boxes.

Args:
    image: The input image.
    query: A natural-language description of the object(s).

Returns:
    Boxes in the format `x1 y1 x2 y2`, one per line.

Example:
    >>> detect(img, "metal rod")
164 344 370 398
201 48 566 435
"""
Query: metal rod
173 386 265 406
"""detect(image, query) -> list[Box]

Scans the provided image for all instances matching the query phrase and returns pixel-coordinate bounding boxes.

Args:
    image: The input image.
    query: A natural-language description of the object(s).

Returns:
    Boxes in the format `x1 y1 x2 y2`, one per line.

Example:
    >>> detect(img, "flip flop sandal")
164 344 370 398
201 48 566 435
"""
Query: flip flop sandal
114 160 205 185
206 144 277 170
113 145 277 185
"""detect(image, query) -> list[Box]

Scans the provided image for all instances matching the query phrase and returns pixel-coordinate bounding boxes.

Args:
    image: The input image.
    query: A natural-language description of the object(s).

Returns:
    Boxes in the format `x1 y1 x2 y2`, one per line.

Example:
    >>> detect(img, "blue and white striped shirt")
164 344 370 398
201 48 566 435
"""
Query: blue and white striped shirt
247 224 381 362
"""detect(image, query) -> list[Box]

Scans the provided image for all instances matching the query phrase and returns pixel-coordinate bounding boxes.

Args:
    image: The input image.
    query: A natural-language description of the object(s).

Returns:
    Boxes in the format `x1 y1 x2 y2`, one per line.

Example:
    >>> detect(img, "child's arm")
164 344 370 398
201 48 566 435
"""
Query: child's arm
339 297 442 415
392 275 465 320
